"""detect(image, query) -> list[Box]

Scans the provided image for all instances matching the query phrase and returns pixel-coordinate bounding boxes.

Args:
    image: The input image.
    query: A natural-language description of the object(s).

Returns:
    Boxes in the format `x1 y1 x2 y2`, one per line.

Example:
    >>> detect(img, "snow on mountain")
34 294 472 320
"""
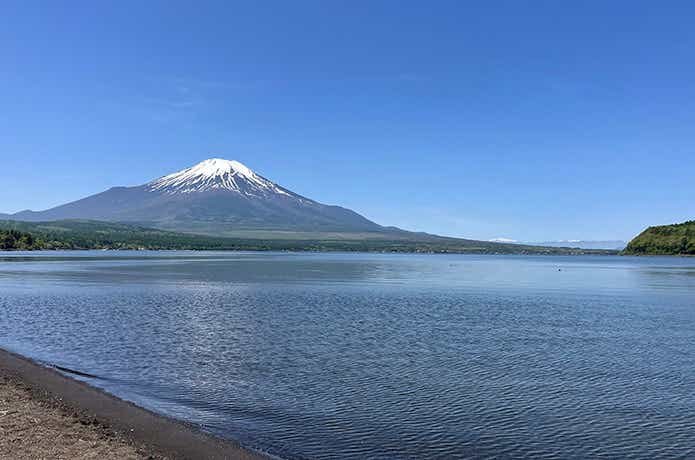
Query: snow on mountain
147 158 296 198
489 237 518 243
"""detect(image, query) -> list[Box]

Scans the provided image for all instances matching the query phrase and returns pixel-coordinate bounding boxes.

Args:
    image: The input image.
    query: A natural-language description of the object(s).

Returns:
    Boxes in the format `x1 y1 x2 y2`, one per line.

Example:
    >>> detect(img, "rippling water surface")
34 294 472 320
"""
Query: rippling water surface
1 251 695 459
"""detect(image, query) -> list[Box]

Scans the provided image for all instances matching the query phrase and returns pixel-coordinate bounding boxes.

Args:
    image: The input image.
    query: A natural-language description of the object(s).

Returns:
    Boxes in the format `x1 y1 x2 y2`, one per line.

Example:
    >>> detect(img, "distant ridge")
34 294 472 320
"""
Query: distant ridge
489 238 626 250
525 240 627 250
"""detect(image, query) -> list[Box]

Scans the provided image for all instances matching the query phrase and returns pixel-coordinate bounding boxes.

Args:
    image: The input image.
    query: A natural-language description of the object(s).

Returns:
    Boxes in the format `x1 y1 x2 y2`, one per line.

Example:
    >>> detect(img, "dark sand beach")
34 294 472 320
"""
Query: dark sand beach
0 348 266 460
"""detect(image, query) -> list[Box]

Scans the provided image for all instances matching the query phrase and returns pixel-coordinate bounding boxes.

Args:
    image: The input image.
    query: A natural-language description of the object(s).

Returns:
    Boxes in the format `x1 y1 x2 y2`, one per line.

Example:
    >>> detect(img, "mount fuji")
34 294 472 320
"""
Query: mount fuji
9 158 384 235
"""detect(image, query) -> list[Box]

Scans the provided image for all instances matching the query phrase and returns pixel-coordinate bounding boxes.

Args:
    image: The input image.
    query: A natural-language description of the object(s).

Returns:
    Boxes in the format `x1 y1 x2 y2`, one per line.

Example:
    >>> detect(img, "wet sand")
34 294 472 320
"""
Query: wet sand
0 348 267 460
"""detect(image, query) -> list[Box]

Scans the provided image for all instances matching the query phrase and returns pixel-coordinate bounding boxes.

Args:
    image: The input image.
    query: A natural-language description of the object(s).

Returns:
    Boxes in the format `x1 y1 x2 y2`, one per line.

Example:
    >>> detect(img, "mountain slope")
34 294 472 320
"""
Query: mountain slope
10 159 382 234
0 219 616 254
624 221 695 255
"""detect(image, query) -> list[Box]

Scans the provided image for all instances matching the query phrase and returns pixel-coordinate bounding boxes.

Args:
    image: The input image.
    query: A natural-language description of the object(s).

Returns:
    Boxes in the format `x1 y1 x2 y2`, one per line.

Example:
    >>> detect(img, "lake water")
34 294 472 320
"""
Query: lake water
1 251 694 459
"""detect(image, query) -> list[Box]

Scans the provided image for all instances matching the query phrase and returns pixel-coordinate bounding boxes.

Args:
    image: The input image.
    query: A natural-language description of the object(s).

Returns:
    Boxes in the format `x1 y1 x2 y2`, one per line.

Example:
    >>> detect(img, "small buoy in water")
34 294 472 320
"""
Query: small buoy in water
558 268 562 271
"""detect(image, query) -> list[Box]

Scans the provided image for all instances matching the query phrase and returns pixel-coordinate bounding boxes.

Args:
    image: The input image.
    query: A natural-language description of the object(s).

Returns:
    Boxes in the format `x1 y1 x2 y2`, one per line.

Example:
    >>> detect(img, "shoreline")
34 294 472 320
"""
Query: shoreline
0 347 269 460
0 247 621 256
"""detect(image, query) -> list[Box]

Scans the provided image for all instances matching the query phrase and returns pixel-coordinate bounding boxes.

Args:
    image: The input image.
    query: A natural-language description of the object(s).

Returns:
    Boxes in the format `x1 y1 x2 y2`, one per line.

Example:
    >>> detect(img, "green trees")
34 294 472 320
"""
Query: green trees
624 220 695 255
0 229 41 250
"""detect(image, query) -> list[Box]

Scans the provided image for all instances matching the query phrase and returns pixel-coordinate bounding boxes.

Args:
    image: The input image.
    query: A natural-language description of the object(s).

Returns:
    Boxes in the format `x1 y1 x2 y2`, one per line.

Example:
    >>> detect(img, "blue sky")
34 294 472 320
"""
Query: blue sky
1 1 694 241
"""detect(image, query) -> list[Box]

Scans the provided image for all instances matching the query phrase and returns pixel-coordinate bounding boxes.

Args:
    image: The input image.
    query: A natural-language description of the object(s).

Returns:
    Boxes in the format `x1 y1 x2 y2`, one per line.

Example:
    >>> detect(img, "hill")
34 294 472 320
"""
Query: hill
624 221 695 255
7 159 383 234
0 220 616 254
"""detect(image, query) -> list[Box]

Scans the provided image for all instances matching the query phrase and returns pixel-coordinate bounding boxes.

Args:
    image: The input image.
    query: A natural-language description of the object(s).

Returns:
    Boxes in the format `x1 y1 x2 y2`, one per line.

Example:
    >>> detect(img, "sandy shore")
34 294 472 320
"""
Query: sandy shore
0 348 268 460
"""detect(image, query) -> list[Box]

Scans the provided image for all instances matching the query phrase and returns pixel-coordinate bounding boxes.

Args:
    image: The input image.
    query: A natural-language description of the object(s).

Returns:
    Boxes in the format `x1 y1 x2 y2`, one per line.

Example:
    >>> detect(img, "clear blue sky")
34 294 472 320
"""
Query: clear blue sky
2 1 694 241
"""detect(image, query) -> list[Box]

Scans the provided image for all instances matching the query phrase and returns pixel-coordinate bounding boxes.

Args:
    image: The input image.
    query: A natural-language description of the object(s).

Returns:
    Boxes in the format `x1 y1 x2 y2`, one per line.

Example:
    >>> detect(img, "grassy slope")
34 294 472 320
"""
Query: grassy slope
624 220 695 255
133 220 465 241
0 219 616 254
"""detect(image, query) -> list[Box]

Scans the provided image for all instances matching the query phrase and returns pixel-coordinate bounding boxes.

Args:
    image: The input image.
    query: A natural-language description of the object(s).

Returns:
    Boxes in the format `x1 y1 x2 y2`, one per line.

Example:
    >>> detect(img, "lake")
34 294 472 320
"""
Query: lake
1 251 694 459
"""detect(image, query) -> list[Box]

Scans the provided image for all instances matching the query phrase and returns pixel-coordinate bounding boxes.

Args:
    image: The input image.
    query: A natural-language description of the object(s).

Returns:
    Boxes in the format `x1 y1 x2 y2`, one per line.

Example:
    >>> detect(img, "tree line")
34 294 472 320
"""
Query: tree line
0 229 41 250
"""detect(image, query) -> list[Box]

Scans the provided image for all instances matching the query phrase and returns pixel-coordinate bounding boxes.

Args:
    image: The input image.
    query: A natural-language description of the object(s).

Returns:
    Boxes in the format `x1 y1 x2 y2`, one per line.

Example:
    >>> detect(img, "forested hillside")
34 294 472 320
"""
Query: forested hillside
624 221 695 255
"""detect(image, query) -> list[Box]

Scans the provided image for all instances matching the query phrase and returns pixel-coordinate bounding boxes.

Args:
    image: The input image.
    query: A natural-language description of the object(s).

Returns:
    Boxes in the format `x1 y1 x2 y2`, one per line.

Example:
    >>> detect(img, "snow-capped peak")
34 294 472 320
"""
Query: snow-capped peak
489 237 518 243
147 158 293 196
189 158 255 178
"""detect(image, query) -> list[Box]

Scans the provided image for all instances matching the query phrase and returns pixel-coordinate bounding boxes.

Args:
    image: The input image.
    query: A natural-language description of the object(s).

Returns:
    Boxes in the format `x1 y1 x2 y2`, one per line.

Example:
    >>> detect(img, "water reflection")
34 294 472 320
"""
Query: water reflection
1 252 695 459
